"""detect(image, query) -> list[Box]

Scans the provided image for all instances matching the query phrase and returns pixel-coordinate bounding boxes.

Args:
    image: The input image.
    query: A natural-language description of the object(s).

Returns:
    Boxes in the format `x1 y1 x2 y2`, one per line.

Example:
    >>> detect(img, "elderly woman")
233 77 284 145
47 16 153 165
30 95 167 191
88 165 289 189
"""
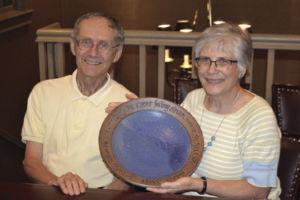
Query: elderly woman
147 23 281 199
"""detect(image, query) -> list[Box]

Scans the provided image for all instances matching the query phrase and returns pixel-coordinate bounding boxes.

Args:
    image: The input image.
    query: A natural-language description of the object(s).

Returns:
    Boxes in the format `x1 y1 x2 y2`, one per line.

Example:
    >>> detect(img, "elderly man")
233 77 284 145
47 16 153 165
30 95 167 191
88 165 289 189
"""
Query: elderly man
22 12 132 196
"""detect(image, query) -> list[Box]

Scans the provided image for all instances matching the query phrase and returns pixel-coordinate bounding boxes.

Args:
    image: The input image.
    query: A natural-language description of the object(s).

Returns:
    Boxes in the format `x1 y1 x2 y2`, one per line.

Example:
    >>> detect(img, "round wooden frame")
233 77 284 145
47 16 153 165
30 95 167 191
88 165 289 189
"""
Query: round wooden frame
99 98 203 187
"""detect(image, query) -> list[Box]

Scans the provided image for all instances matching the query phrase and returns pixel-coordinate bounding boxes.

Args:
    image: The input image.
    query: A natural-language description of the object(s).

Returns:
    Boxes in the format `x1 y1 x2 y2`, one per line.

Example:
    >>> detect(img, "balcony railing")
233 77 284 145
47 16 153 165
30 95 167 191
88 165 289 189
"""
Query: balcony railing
36 23 300 103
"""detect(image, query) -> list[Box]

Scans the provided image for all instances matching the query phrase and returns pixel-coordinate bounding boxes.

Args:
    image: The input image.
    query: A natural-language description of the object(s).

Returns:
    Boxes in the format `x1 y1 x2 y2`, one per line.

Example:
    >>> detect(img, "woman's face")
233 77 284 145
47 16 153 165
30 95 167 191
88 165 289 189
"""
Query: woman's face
197 46 242 98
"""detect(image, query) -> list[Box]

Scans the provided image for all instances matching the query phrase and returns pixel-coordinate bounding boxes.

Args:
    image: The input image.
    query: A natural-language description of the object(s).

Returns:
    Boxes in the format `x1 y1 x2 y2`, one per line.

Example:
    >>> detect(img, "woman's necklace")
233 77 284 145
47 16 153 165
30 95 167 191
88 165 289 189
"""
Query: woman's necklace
200 108 225 152
200 91 240 152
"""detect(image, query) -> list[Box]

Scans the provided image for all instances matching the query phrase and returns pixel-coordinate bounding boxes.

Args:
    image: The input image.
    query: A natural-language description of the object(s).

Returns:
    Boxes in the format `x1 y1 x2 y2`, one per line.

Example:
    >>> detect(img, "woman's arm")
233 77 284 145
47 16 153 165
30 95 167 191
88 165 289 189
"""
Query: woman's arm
147 176 270 199
205 178 270 199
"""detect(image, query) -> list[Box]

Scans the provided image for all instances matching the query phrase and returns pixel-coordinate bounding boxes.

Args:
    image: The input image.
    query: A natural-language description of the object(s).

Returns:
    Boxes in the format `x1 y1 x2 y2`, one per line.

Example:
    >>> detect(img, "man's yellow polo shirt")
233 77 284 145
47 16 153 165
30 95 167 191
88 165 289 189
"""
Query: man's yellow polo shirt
22 70 131 188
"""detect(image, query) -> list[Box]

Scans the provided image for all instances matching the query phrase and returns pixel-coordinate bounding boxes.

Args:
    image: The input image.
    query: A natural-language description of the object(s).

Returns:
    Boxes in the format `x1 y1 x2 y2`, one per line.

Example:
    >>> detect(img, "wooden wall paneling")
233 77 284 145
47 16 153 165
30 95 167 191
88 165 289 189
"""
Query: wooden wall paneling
0 0 62 140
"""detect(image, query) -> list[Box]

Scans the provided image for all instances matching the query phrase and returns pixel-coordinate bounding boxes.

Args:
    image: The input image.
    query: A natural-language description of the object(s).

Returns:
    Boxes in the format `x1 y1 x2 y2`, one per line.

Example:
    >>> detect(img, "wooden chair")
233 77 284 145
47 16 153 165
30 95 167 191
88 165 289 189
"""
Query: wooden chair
272 84 300 200
272 84 300 137
278 136 300 200
173 78 201 104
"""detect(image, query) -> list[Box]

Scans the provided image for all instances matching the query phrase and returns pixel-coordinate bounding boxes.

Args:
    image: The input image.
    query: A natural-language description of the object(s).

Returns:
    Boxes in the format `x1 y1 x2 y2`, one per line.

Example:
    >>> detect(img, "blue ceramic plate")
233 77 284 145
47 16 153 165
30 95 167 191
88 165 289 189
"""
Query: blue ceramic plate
99 98 203 187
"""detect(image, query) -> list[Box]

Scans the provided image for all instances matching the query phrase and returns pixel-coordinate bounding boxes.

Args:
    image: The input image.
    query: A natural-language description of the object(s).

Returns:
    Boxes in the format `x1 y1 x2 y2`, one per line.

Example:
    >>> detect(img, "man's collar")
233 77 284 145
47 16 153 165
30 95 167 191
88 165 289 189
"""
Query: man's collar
71 69 112 105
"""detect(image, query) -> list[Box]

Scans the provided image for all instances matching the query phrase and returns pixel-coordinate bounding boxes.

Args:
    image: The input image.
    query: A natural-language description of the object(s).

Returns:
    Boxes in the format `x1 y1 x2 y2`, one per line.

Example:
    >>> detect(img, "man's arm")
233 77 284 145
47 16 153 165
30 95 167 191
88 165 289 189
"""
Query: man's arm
23 141 87 196
105 177 131 190
23 141 57 184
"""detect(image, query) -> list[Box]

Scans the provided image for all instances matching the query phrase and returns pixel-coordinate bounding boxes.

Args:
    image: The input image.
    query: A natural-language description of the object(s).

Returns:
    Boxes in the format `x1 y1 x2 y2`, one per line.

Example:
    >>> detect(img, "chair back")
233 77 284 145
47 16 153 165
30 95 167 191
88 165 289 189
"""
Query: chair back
272 84 300 137
278 136 300 200
173 78 200 104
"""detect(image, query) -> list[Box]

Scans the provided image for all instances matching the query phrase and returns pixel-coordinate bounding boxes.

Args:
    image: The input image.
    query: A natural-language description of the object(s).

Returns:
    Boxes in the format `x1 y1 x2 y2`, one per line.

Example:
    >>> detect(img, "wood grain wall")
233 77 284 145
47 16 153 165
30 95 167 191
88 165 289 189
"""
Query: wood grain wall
0 0 62 139
0 0 299 140
60 0 300 96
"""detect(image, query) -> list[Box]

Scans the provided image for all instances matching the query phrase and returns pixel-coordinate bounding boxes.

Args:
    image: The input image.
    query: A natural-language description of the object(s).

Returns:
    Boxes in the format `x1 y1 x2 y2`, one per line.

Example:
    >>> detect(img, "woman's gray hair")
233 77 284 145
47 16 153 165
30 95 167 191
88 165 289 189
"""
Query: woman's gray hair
71 12 125 46
194 23 253 74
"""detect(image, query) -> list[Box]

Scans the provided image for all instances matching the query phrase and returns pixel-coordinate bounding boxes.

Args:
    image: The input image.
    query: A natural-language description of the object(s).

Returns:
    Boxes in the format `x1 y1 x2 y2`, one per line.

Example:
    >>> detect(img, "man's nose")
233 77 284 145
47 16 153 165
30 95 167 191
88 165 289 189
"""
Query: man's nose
88 44 99 56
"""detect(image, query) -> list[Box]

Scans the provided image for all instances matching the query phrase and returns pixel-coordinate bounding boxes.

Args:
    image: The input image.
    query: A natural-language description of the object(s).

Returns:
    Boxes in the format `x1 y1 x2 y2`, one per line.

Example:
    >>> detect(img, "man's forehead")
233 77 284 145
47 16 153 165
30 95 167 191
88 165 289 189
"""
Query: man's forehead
77 17 117 39
79 17 111 29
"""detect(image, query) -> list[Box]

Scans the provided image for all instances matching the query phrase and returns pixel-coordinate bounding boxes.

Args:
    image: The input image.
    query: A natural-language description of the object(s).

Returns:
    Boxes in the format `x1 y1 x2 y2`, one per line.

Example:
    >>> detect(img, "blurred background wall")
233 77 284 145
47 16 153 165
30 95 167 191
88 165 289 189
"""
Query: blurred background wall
0 0 299 140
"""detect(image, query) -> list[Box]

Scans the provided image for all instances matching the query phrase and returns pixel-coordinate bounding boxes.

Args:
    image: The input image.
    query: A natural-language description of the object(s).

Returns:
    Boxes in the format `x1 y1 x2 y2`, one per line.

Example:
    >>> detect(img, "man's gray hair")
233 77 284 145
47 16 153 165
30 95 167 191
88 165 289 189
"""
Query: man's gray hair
194 23 253 73
71 12 125 46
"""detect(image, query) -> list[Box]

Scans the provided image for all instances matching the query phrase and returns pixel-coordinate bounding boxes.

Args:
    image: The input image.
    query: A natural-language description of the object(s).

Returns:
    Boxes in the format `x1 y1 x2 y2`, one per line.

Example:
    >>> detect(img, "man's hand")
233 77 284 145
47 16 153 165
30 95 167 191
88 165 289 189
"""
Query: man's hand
48 172 88 196
105 93 138 113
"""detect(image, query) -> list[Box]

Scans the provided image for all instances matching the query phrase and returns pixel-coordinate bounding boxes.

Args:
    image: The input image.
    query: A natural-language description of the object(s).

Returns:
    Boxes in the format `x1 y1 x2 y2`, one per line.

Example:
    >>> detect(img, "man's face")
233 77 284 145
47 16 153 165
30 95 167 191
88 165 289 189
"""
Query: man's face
70 17 122 79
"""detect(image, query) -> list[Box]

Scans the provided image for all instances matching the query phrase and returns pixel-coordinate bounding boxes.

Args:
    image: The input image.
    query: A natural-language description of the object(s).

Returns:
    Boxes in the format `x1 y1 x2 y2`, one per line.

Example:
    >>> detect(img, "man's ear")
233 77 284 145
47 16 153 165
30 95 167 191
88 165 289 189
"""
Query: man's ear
113 46 123 63
70 39 76 56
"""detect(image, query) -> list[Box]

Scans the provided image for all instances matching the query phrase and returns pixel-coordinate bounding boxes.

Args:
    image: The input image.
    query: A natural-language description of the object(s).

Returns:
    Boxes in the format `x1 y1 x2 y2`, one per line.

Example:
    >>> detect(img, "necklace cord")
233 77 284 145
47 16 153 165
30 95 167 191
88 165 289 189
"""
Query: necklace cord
201 90 240 151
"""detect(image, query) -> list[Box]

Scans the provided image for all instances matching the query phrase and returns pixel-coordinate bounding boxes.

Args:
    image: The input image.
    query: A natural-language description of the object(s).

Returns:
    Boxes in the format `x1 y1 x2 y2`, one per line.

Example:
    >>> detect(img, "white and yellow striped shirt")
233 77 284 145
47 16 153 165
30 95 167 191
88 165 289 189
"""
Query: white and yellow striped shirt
181 88 281 200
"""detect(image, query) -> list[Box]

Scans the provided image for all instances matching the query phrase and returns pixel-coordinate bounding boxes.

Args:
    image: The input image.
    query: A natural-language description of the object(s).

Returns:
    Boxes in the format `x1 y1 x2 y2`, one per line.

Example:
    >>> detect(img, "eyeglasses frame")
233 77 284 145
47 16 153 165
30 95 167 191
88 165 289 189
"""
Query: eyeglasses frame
73 37 120 52
195 56 238 69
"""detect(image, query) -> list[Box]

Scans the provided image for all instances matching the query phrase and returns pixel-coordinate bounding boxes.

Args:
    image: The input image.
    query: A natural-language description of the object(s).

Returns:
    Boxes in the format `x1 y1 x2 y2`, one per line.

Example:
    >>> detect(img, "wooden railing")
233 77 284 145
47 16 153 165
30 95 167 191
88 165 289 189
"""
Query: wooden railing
36 23 300 103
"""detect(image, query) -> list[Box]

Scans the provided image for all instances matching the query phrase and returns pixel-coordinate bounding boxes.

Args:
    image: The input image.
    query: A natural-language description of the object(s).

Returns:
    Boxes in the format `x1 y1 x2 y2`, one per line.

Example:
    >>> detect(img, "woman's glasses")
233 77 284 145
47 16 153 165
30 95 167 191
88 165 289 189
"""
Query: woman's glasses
195 57 237 69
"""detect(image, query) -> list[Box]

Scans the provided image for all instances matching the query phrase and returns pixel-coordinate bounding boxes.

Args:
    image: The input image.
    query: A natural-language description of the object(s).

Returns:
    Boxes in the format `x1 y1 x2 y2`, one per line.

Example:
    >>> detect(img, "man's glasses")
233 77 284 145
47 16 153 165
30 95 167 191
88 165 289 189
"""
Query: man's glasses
75 38 119 52
195 57 237 69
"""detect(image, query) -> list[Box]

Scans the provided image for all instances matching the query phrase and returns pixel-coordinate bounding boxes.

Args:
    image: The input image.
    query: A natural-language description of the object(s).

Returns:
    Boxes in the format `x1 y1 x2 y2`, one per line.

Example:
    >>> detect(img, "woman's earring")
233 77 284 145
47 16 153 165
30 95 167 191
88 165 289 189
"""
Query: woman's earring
238 73 244 79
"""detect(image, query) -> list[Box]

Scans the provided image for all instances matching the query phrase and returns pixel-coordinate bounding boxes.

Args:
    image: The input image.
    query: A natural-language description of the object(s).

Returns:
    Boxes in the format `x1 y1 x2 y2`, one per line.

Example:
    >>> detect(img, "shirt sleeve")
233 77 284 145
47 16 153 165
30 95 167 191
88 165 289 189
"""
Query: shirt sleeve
21 84 46 144
180 89 202 112
241 100 281 187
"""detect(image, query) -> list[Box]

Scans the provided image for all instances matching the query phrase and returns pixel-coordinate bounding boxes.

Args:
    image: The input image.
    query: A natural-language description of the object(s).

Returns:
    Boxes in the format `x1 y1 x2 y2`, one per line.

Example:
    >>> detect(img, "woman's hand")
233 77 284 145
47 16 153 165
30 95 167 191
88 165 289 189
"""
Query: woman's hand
105 93 137 113
146 177 202 194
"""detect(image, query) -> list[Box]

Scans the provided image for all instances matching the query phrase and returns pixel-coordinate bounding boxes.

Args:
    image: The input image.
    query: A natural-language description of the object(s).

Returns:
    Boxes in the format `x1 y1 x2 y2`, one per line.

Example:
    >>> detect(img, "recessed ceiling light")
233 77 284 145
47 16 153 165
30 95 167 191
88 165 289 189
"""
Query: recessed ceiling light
213 20 225 25
180 28 193 33
158 24 171 29
239 23 251 30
